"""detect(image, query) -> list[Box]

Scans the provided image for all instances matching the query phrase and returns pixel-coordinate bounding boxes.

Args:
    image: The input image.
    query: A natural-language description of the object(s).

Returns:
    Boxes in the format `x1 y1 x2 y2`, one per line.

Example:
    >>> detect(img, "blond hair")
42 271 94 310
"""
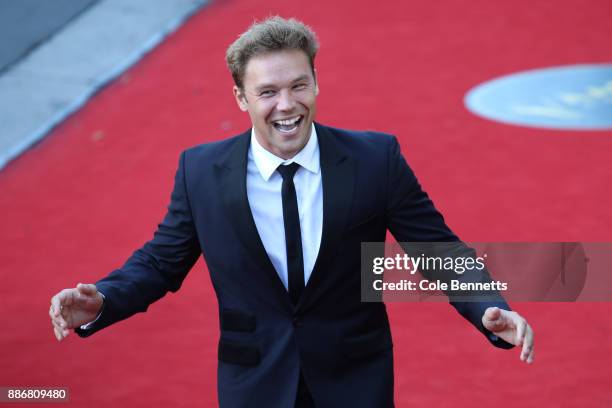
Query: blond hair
226 16 319 88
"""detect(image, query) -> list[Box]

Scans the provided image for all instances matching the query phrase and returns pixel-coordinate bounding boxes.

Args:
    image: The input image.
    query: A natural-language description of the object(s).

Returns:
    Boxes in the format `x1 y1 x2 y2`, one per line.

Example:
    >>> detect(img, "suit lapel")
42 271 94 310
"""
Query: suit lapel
298 123 355 310
215 131 293 310
215 125 355 312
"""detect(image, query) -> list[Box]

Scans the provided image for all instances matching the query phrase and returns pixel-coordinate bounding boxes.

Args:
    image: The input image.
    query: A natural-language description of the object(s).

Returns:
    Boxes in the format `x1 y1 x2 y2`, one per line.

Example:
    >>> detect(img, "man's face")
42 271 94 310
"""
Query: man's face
233 49 318 159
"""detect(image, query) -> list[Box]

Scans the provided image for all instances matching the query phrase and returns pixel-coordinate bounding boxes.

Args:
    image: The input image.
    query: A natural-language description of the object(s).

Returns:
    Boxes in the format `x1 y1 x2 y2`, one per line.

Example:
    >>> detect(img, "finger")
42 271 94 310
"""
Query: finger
50 294 62 317
50 308 65 331
52 311 71 340
60 288 77 307
50 299 67 326
77 283 97 297
53 325 63 341
49 306 66 329
482 307 506 332
526 348 535 364
51 289 75 315
51 290 78 327
51 318 64 334
521 324 535 363
516 317 526 349
49 302 66 329
483 307 501 322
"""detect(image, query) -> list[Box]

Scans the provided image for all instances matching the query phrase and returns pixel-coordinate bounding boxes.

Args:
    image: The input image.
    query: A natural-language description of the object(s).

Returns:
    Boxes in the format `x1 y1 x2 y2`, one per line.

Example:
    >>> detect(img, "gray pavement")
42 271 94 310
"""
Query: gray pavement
0 0 208 170
0 0 100 73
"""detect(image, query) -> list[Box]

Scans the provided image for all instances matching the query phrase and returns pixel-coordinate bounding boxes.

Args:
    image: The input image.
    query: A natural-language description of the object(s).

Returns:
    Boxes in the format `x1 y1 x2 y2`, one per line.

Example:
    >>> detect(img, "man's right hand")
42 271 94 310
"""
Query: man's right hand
49 283 104 341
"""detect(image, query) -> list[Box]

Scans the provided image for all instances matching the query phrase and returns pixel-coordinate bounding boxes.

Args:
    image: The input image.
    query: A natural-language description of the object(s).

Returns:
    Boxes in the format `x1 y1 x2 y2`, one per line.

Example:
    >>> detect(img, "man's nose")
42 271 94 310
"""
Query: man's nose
276 90 296 111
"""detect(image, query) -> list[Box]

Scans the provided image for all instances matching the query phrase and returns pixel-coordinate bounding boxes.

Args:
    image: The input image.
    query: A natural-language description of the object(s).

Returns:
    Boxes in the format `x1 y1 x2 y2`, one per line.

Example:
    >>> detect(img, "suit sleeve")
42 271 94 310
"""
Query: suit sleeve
76 151 201 337
384 136 514 349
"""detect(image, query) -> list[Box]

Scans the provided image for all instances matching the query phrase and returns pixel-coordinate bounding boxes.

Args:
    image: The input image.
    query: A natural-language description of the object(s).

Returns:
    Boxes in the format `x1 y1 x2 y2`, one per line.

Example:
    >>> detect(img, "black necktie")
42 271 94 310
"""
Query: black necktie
277 163 305 305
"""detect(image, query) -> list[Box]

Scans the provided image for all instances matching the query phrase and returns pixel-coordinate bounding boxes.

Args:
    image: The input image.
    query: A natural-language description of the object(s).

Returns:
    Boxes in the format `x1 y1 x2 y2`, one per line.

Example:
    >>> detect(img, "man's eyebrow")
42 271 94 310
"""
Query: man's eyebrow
291 75 311 83
253 75 312 92
254 83 276 92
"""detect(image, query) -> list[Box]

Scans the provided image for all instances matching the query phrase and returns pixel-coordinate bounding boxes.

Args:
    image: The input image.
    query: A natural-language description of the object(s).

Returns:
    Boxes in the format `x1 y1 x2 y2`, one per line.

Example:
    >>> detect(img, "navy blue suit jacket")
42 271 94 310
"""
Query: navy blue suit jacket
77 123 512 407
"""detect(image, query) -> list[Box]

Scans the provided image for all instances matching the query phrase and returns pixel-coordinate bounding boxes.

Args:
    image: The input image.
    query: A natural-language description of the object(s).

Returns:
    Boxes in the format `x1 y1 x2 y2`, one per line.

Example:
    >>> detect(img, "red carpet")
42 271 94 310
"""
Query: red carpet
1 0 611 406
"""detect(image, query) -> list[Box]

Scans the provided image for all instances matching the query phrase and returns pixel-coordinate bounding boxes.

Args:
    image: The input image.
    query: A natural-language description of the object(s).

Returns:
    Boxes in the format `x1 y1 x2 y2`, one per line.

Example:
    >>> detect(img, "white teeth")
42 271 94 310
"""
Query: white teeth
273 116 300 126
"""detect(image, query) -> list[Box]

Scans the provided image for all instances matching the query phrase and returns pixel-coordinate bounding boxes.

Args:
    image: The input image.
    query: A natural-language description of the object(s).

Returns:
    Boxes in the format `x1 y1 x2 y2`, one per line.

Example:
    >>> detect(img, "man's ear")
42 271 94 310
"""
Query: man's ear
233 86 249 112
314 69 320 95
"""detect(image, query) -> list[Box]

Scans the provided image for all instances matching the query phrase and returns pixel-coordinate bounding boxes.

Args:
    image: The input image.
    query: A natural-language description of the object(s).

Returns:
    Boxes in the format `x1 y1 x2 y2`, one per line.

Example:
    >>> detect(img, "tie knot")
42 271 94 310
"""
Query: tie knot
277 162 300 180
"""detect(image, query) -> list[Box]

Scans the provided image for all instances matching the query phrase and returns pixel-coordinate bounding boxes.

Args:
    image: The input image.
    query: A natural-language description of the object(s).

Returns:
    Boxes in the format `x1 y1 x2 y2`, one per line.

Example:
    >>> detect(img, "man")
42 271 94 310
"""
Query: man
49 17 534 407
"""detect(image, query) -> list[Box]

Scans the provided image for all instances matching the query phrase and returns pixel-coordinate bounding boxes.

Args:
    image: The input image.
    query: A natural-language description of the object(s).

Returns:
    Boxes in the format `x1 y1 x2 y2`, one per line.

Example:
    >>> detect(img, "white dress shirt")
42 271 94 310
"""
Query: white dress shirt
247 125 323 290
82 126 323 329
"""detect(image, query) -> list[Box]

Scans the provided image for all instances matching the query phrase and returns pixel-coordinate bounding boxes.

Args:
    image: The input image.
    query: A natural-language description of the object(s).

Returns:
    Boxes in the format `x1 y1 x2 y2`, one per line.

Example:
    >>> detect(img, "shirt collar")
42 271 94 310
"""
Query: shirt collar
250 124 320 181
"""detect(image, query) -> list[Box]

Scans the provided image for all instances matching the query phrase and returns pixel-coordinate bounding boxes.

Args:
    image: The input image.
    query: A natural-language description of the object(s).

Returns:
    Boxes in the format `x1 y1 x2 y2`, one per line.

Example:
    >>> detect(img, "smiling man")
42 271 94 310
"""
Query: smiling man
49 17 534 407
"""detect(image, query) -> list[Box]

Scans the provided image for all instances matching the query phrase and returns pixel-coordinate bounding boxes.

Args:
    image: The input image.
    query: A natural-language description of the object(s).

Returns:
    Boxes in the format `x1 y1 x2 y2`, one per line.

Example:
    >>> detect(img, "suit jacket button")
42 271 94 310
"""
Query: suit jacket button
292 316 302 327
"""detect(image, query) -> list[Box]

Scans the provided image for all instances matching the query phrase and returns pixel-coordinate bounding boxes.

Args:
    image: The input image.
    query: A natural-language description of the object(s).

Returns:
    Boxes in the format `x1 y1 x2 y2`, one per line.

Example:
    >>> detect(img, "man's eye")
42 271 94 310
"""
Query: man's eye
260 90 275 97
293 84 307 90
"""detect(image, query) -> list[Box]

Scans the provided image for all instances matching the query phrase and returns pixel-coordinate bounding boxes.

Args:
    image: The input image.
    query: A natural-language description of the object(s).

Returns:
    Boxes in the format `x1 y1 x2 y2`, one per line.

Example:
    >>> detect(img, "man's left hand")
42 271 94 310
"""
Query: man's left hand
482 307 535 364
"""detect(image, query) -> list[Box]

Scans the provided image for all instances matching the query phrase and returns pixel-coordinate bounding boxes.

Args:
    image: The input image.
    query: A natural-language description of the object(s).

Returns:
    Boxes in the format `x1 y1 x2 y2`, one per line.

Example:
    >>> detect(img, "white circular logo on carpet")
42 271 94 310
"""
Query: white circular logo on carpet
464 64 612 130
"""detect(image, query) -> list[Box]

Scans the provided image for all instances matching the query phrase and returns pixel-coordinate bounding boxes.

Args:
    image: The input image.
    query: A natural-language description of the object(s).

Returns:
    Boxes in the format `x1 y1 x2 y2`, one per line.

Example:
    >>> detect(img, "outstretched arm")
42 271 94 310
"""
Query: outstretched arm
385 136 536 362
49 151 201 339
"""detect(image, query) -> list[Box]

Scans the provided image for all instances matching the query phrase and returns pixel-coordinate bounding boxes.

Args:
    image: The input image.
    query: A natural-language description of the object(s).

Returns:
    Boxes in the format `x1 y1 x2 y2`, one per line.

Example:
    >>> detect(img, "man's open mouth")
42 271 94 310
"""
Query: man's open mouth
272 115 303 133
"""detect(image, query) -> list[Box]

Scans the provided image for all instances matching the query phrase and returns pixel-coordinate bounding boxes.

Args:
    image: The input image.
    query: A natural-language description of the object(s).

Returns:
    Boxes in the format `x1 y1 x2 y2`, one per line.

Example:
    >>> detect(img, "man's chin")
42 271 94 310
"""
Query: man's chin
270 137 309 159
